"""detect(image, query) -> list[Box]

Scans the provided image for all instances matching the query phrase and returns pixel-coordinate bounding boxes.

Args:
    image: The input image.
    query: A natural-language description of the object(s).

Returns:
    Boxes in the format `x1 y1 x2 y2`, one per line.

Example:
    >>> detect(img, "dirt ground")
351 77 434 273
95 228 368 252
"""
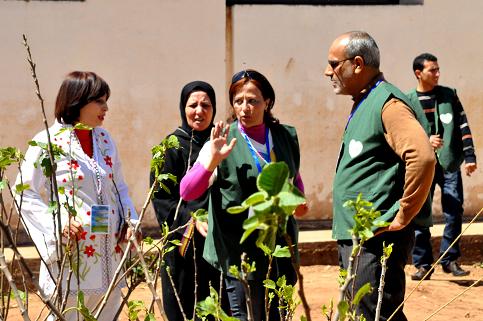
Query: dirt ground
6 264 483 321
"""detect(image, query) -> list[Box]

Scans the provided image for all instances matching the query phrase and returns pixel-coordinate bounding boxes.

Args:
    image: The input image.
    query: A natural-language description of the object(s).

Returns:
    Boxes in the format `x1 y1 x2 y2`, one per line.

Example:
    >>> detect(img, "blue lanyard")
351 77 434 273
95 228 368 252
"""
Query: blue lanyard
238 123 271 173
345 80 382 129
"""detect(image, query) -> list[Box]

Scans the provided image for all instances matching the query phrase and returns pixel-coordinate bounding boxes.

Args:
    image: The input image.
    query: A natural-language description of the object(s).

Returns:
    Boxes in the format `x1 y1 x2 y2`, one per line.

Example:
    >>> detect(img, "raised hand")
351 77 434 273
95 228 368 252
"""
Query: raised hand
204 121 237 171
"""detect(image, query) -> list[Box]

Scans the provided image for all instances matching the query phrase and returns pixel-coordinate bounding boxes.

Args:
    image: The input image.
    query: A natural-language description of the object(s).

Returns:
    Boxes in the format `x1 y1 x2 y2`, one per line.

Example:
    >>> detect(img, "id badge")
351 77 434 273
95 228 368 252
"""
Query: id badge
91 204 110 234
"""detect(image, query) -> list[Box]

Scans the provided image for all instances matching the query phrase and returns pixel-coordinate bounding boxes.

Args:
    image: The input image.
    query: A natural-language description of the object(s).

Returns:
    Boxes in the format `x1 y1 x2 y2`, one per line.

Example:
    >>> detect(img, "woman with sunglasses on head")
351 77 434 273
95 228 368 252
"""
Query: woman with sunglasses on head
150 81 223 321
15 71 138 321
180 69 308 321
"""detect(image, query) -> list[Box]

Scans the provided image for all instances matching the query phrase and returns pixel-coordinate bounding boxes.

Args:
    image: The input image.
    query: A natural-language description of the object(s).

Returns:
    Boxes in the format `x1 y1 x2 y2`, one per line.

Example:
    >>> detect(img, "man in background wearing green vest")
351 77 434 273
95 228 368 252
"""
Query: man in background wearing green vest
324 31 435 321
408 53 477 280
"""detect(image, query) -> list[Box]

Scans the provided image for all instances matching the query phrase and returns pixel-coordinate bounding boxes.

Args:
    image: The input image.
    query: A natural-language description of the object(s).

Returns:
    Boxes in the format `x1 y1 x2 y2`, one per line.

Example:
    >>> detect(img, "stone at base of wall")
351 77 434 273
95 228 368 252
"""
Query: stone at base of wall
298 235 483 266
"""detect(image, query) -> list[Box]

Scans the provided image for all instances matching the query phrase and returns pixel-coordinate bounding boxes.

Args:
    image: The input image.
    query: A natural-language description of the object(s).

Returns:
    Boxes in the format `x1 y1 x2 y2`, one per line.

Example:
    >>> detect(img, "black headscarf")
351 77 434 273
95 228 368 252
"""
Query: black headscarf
179 81 216 145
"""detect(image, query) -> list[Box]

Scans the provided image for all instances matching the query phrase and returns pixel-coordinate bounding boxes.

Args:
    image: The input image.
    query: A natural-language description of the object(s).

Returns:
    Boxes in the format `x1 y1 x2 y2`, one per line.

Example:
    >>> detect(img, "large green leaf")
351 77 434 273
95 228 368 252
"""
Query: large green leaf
272 245 291 258
240 215 261 243
227 205 248 214
252 198 274 215
242 191 267 207
15 183 30 194
242 215 260 230
263 279 276 290
256 225 277 251
337 300 349 321
76 291 96 321
256 162 289 196
228 191 268 214
278 191 306 214
352 282 372 306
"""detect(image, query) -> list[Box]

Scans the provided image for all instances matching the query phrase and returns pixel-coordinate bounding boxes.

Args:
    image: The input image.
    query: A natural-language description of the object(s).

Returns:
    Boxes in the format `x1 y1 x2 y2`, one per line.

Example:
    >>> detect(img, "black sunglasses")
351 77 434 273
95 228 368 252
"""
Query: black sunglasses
232 69 254 83
327 57 355 70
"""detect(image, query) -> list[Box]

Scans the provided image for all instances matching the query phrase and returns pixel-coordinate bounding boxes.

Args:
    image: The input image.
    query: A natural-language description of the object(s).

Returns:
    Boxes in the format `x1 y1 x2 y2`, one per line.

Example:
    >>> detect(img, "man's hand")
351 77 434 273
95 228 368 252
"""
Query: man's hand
464 162 477 176
429 134 443 149
374 216 406 236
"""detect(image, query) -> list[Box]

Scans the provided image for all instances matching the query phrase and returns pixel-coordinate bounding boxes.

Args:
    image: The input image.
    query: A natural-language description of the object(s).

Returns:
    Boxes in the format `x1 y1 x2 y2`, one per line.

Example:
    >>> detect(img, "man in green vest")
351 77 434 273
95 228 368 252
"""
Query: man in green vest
408 53 477 280
324 31 435 321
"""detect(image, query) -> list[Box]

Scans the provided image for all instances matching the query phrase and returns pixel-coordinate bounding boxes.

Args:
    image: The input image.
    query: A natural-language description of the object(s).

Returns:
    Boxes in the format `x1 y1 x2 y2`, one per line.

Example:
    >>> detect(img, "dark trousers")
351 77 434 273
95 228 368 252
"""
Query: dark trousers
338 226 414 321
161 234 222 321
412 166 464 269
224 275 281 321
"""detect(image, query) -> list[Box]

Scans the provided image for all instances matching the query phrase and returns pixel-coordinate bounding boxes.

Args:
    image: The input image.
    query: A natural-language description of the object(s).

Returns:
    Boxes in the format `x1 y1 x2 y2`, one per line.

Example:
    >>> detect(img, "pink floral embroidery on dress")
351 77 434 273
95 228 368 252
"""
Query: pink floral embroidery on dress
80 230 87 240
104 155 113 168
68 160 79 170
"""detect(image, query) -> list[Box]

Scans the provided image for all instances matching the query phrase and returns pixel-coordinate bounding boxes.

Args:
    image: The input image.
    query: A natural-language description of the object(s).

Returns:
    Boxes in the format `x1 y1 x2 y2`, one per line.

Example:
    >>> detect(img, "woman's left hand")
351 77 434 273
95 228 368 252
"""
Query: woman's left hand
204 121 237 171
195 220 208 237
122 226 142 245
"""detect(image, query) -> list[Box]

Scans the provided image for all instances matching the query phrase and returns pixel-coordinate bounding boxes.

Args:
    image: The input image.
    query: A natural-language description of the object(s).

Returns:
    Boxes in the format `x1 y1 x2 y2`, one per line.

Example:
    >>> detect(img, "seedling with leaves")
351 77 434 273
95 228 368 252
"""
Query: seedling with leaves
196 286 239 321
333 194 390 321
227 161 311 321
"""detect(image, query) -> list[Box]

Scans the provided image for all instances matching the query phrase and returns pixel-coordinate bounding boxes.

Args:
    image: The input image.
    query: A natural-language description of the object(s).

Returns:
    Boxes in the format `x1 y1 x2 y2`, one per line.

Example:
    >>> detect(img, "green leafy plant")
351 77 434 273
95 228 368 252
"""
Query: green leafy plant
227 161 311 321
264 274 299 321
196 286 239 321
62 291 96 321
227 162 305 252
28 140 65 177
344 194 390 243
127 300 156 321
332 194 391 321
150 135 179 194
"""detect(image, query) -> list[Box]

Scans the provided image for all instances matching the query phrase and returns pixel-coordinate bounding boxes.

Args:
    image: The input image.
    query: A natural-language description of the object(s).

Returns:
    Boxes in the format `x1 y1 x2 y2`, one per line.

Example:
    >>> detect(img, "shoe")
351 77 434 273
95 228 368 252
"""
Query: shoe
442 261 470 276
411 267 433 280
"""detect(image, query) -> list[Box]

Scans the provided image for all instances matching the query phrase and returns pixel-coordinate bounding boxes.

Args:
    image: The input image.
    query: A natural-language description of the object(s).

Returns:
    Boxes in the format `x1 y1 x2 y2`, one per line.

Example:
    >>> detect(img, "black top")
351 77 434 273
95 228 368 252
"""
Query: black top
150 80 216 234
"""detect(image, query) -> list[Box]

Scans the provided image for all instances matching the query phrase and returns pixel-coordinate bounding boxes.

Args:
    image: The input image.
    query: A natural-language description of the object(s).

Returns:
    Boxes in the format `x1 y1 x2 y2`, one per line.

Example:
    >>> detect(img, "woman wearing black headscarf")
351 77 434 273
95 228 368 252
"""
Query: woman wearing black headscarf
150 81 221 321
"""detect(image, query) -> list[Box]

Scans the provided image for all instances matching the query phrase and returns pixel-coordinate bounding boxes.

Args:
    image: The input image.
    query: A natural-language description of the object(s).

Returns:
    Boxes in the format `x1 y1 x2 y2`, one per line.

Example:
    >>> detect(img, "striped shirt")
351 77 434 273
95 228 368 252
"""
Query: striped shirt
416 89 476 164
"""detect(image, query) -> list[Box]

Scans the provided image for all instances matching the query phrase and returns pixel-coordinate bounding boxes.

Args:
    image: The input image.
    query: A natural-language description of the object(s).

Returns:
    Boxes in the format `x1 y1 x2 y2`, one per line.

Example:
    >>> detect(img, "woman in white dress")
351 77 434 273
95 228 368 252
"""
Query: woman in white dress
16 71 137 320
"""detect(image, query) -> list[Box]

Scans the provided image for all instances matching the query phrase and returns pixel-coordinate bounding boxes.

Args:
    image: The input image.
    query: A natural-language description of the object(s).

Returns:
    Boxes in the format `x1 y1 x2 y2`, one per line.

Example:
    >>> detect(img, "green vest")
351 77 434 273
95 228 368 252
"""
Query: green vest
406 86 464 172
203 121 300 280
332 82 422 240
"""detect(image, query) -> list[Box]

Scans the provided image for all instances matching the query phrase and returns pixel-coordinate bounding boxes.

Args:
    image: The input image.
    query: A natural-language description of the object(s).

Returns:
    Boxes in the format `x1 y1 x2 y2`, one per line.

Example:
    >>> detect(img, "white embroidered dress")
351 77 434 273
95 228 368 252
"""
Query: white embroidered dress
15 121 137 296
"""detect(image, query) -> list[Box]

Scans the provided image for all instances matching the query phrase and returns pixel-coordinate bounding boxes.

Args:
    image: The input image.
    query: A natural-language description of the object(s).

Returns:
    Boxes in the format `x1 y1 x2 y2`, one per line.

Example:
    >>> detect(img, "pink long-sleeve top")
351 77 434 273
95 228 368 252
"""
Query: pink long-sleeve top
180 123 304 201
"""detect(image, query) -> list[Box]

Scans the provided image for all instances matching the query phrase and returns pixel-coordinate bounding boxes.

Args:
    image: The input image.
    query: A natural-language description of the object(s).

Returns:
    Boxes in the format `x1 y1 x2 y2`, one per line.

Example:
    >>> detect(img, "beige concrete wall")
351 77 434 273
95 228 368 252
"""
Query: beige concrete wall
1 0 481 233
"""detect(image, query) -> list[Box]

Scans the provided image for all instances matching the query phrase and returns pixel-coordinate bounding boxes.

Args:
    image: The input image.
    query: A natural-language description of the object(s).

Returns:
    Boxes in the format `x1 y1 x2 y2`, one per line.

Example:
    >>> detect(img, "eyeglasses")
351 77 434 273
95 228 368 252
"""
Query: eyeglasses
327 57 354 70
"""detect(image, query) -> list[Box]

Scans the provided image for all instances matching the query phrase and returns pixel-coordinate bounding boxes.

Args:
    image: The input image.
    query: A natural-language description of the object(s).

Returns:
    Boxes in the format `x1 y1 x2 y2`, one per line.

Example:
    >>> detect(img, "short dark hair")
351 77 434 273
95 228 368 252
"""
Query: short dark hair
229 69 278 124
55 71 110 124
413 53 438 73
